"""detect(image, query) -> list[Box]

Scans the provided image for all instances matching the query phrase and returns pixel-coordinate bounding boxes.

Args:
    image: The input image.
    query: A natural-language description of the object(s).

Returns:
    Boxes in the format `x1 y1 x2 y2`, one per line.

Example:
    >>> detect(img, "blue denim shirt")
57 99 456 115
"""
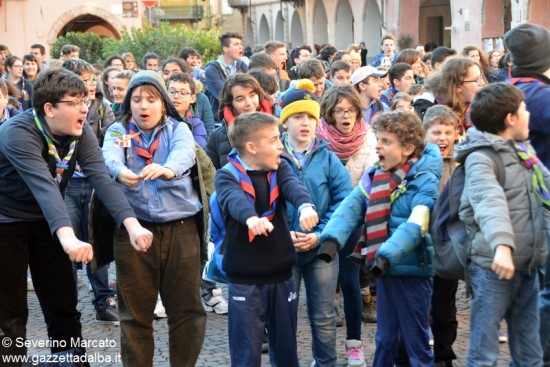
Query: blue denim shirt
102 117 201 222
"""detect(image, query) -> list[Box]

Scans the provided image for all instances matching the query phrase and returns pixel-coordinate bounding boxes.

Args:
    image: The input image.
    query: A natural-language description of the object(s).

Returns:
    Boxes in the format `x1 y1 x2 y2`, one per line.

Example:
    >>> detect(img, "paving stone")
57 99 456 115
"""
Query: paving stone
24 270 511 366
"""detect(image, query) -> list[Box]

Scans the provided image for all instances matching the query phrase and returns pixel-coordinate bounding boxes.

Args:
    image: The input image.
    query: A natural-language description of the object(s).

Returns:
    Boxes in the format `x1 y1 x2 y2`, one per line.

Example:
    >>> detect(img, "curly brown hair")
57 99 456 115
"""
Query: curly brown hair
372 110 426 157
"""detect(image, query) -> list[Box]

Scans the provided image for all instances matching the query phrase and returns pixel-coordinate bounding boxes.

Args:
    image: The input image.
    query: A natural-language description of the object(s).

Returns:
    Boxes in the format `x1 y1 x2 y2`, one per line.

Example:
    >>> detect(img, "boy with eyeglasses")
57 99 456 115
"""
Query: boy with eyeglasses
61 59 119 325
168 72 207 148
0 68 152 365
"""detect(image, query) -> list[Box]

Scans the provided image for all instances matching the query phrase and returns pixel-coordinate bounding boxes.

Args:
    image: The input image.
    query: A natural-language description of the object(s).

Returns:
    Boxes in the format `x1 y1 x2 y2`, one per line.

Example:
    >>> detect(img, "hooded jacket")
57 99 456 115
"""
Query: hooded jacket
320 144 442 277
281 137 353 237
456 127 549 272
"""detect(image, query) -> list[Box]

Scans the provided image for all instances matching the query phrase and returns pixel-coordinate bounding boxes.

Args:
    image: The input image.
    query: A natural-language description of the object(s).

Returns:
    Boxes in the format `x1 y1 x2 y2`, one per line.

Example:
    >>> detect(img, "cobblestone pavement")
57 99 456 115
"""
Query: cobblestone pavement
24 270 512 366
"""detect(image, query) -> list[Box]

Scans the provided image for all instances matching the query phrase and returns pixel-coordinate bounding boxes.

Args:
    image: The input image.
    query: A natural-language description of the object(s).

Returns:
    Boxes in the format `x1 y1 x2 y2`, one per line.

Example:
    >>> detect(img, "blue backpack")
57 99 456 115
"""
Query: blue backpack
430 149 505 280
206 163 240 284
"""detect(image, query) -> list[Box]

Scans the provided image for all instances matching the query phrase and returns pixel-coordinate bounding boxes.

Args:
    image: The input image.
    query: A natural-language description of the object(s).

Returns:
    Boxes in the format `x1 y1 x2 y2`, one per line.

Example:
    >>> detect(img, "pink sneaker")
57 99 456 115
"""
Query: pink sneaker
345 339 366 367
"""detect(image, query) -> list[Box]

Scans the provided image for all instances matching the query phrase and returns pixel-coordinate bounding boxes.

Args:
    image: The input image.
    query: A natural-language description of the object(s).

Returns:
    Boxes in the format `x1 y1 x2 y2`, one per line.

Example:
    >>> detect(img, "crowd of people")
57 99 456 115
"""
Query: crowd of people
1 22 550 367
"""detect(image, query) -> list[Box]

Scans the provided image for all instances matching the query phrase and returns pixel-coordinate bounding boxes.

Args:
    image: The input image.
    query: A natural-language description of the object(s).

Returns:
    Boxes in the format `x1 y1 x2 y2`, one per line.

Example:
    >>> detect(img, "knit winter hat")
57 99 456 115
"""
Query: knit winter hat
504 23 550 73
120 70 182 122
280 79 320 125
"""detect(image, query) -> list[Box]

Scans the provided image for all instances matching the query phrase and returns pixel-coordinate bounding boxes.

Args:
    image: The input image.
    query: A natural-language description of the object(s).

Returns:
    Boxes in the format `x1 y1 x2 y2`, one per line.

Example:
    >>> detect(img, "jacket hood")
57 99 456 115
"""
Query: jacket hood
120 70 182 123
454 127 515 165
407 143 443 180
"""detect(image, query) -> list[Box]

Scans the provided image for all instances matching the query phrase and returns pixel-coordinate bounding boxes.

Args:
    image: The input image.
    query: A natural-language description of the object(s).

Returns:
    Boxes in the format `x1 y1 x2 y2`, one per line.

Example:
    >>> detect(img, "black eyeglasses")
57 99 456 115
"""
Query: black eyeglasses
168 90 193 98
57 98 89 110
333 109 358 117
462 76 484 85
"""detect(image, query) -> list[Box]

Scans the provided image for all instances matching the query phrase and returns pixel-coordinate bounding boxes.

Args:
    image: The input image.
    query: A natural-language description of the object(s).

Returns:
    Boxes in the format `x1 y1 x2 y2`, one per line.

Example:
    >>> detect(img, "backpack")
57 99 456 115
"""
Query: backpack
430 148 505 280
206 163 240 284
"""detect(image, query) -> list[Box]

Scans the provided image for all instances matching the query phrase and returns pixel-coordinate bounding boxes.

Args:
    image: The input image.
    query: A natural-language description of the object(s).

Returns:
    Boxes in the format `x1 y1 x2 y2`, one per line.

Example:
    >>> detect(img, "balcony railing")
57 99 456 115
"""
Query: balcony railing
152 6 204 21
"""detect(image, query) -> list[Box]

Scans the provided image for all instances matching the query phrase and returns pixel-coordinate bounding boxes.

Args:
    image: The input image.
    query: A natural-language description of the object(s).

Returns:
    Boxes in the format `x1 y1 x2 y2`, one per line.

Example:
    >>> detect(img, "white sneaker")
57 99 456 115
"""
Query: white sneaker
345 339 366 367
27 277 34 292
202 288 228 314
498 330 508 343
154 296 167 319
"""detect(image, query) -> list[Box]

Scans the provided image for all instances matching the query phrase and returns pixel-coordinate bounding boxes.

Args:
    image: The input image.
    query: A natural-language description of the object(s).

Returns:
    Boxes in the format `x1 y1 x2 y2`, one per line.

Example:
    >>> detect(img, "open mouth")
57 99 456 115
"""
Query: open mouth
140 114 150 121
76 117 85 129
300 128 310 135
377 153 385 166
438 144 447 155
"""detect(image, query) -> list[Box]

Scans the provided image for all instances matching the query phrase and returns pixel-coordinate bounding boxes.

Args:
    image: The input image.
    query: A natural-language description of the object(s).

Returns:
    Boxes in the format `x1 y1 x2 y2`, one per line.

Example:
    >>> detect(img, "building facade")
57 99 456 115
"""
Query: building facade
228 0 550 59
1 0 549 61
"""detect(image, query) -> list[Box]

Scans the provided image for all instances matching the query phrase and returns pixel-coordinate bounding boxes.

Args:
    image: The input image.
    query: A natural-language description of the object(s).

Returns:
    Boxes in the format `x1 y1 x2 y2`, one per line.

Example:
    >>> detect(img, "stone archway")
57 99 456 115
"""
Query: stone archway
419 0 451 48
48 6 123 46
275 11 284 42
290 11 304 47
334 0 354 49
312 0 328 45
245 16 254 46
362 0 381 63
258 14 270 45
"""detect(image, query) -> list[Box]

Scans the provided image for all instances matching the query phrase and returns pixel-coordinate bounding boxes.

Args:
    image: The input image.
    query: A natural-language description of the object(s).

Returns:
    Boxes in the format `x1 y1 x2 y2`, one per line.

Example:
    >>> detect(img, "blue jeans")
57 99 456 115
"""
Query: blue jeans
64 178 115 311
468 262 542 367
293 248 339 367
539 210 550 364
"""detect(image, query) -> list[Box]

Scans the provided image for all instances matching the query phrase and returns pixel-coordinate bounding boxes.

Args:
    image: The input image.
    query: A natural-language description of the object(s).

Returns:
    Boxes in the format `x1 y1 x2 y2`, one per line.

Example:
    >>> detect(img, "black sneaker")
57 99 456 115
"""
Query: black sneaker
96 297 120 326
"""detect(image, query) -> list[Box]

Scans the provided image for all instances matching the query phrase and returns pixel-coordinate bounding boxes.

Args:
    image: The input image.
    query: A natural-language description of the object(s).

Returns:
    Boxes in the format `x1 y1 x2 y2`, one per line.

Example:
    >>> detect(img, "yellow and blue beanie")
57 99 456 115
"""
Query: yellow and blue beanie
280 79 320 125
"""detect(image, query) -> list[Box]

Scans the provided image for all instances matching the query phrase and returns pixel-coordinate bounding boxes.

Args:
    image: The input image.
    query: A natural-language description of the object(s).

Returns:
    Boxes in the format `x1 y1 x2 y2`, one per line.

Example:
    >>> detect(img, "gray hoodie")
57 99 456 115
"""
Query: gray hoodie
455 127 549 272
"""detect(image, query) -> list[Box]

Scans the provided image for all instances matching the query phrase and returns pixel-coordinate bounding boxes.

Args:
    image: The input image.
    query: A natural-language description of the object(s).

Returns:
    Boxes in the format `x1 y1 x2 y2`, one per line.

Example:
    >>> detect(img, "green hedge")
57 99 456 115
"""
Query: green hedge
51 23 221 66
50 32 105 64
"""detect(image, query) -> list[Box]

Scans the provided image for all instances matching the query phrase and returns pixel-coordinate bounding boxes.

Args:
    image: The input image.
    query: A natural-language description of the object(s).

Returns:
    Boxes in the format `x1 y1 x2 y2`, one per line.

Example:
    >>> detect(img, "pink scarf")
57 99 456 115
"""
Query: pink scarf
316 117 369 160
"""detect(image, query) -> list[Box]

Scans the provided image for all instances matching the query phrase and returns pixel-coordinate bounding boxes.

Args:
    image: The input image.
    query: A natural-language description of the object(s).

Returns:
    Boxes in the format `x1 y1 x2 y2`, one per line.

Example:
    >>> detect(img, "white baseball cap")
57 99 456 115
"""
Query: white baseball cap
351 66 388 85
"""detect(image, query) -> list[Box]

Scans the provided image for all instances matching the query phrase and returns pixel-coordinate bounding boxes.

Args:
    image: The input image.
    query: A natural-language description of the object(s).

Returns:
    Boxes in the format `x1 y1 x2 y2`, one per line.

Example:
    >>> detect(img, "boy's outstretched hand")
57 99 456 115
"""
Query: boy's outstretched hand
299 206 318 232
57 226 93 264
246 216 274 236
123 217 153 252
492 245 515 280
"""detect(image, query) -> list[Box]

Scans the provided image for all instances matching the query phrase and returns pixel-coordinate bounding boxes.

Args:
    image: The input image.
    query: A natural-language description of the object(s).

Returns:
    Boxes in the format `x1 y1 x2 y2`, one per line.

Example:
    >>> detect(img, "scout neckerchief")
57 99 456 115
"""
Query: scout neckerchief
348 158 416 267
128 117 163 164
515 141 550 207
227 148 279 242
282 132 315 169
33 109 77 184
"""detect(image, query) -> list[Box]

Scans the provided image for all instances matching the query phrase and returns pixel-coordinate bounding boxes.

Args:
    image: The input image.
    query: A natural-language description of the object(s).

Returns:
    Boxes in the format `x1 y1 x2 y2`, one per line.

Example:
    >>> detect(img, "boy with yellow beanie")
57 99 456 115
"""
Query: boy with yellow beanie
280 79 355 366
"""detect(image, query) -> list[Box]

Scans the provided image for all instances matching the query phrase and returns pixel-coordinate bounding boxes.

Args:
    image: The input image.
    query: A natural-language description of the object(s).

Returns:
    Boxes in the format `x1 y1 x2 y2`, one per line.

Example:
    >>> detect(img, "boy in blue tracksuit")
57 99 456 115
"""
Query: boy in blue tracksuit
280 80 353 367
214 111 318 367
318 110 442 367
